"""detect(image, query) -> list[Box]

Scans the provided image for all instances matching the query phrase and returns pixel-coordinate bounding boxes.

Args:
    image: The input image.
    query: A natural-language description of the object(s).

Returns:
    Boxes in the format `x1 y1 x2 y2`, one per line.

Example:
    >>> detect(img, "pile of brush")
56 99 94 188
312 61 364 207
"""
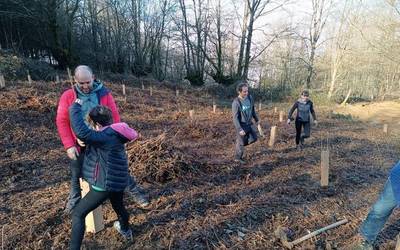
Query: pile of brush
126 133 200 183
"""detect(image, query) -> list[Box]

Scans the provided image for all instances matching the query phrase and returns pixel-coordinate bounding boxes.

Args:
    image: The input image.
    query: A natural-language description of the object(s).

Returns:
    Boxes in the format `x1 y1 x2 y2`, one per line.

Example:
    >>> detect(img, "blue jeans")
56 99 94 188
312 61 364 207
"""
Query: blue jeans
360 178 397 243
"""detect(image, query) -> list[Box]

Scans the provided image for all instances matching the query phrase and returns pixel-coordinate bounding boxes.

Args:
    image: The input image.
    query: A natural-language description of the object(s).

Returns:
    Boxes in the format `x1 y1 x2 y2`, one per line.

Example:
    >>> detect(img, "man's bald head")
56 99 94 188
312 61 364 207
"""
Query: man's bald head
74 65 94 93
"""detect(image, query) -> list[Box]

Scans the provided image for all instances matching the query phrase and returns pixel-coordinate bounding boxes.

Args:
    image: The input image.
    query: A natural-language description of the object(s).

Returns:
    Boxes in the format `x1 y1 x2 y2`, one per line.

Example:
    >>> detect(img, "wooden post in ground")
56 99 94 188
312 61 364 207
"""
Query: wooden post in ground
383 124 388 134
279 111 284 122
258 102 262 111
395 234 400 250
176 89 179 97
321 149 329 187
0 74 5 88
141 82 145 90
274 107 278 114
258 124 265 138
27 71 32 85
269 126 277 147
150 86 153 96
189 109 194 122
80 179 104 233
67 67 73 87
122 84 126 102
56 74 60 84
213 104 217 113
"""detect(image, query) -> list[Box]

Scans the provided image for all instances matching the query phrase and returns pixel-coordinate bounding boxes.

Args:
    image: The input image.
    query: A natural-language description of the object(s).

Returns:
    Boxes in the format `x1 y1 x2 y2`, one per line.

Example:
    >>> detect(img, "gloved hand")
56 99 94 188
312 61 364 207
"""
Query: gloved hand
239 130 246 136
67 146 79 160
287 119 291 124
77 138 85 147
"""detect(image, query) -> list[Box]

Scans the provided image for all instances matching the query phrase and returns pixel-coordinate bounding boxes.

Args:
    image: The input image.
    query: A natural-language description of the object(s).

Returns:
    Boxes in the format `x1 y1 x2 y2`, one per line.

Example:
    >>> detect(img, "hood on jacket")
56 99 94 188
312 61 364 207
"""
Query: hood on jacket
109 122 138 141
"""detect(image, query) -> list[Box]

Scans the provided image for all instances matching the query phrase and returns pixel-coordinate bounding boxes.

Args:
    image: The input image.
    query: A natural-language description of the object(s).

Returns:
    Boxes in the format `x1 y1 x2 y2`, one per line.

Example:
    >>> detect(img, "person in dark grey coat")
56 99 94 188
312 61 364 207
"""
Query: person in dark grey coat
232 82 260 164
287 90 318 149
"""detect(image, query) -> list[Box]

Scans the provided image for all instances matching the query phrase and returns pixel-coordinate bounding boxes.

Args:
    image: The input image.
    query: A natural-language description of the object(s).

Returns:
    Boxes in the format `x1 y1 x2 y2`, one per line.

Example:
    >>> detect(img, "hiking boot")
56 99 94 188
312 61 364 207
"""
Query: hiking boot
113 221 133 240
234 158 246 164
129 186 150 208
352 240 374 250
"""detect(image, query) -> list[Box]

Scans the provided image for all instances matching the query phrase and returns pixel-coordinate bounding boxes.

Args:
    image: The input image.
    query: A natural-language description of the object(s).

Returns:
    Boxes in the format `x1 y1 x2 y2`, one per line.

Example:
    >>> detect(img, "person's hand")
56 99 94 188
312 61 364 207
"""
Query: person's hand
77 138 85 147
239 130 246 136
67 146 79 160
287 119 291 125
314 120 318 126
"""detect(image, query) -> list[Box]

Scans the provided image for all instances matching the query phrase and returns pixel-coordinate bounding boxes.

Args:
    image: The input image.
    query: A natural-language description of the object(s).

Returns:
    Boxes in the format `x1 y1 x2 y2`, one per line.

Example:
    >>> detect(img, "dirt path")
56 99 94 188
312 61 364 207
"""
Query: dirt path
1 82 399 249
335 101 400 132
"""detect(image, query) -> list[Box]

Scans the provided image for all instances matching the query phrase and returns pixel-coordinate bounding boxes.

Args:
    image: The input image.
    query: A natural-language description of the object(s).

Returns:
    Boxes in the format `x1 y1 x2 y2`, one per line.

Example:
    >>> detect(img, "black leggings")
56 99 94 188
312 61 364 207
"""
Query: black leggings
295 119 311 145
70 189 129 250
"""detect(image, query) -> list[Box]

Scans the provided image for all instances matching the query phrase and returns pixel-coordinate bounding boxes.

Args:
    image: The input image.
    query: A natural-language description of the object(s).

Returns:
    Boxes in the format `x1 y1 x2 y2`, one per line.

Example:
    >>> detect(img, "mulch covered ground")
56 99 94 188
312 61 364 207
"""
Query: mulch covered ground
1 81 399 249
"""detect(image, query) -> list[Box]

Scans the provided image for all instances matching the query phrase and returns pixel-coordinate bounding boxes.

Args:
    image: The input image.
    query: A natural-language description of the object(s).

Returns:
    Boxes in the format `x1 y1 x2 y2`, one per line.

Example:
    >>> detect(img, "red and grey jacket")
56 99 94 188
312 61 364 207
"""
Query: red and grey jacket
56 82 120 150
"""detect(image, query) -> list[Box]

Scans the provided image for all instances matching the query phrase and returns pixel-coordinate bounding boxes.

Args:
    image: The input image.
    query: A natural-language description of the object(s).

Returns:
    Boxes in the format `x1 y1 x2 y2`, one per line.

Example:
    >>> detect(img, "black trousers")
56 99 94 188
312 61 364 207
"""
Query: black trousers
295 119 311 145
70 189 129 250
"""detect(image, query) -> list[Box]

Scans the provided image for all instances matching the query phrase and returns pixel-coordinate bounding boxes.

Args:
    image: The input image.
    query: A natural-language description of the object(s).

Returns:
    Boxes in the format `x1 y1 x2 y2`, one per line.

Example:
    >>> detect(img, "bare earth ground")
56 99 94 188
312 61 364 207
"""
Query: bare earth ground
1 81 399 249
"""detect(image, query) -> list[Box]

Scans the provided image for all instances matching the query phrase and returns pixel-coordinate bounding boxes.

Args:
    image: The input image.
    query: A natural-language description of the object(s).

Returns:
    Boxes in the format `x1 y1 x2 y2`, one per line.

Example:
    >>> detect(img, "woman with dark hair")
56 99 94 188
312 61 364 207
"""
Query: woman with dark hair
68 101 138 249
287 90 318 149
232 82 260 163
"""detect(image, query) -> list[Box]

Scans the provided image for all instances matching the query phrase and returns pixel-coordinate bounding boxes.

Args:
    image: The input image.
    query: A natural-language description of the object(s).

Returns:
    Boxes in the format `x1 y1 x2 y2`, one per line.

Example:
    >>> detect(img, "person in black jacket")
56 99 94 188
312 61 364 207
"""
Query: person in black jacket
232 82 260 164
69 100 138 250
287 90 318 149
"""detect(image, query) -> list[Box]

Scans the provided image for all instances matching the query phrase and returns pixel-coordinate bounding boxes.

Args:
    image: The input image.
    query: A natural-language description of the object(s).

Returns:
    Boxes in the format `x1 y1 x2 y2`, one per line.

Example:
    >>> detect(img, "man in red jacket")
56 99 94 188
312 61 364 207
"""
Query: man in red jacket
56 65 149 212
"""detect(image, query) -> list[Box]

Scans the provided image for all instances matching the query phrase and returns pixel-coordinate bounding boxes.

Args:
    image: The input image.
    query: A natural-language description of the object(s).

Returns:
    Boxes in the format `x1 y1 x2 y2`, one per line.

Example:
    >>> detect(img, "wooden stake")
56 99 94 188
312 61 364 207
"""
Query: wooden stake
383 124 388 134
321 150 329 187
258 102 262 111
279 111 284 122
176 89 179 97
150 86 153 96
395 234 400 250
67 67 73 87
258 123 265 137
269 126 277 147
274 107 278 114
189 110 194 121
213 104 217 113
56 74 60 84
122 84 126 96
141 82 145 90
80 179 104 233
27 71 32 85
0 75 5 88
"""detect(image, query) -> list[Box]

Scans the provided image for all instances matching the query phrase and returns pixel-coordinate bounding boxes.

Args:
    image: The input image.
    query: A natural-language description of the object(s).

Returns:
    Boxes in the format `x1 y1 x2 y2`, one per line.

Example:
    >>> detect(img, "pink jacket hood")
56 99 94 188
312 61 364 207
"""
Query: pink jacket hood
108 122 138 141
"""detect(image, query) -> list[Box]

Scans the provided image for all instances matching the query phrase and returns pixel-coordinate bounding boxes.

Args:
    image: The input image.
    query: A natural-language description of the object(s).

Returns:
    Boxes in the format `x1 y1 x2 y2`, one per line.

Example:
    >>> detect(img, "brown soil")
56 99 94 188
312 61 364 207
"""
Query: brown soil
1 81 399 249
